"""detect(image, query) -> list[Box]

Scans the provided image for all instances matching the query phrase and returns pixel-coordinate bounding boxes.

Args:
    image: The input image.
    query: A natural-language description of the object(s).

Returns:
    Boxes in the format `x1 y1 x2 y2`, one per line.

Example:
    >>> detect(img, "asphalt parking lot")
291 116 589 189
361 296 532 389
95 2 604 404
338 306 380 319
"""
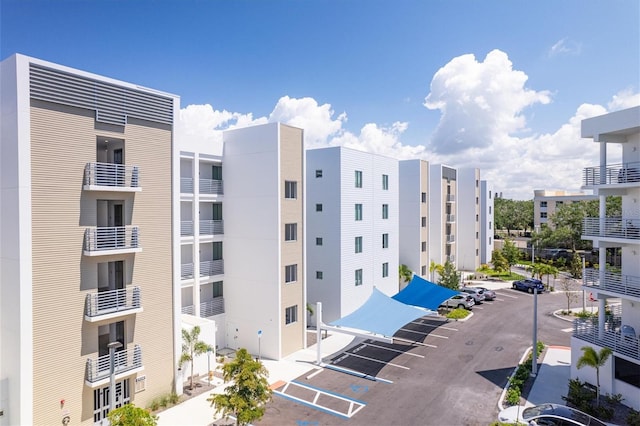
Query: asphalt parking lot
255 282 576 426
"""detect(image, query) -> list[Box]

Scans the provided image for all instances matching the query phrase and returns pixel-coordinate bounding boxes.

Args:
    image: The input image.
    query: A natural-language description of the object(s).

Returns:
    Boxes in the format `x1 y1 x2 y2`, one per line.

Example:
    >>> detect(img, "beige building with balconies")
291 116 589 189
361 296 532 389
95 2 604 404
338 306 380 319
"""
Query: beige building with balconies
533 189 596 230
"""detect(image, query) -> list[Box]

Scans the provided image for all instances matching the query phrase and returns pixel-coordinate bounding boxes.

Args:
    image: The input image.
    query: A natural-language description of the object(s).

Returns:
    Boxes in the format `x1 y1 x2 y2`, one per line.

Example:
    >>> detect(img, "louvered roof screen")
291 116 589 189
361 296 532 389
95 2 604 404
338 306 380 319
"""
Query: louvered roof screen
29 63 174 126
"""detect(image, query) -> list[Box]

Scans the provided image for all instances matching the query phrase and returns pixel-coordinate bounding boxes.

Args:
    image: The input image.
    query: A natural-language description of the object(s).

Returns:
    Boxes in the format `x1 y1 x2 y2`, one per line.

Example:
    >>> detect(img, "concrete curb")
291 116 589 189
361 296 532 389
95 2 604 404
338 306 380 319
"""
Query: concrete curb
497 346 534 412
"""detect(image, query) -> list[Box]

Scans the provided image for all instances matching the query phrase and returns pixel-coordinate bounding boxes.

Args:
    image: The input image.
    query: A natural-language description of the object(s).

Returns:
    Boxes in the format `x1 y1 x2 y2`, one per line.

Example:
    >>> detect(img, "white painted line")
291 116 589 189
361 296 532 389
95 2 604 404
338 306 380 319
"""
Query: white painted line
363 342 425 358
343 351 411 370
393 337 438 348
306 368 323 380
561 327 573 333
498 292 519 299
398 327 448 339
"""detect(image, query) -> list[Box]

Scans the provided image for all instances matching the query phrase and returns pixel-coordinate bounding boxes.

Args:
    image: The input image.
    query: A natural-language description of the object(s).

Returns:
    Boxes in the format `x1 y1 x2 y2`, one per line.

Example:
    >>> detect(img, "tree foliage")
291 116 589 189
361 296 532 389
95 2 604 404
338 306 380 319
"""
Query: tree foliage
494 197 533 234
501 239 521 273
437 260 460 290
209 348 272 425
179 326 210 390
491 250 509 273
107 403 158 426
559 277 578 313
576 346 613 406
398 264 413 284
429 260 443 282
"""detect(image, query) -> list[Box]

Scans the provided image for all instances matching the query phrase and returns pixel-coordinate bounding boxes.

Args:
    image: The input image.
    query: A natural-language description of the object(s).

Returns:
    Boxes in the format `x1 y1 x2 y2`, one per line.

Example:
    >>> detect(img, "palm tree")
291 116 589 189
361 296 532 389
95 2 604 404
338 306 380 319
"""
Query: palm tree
576 345 613 405
399 264 413 285
179 325 210 390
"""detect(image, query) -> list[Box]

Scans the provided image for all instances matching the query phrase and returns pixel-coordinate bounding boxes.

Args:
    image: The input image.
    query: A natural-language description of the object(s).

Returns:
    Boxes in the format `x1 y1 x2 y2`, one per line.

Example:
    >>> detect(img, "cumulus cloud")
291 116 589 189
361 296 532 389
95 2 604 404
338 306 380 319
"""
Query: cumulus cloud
424 49 552 155
548 38 582 57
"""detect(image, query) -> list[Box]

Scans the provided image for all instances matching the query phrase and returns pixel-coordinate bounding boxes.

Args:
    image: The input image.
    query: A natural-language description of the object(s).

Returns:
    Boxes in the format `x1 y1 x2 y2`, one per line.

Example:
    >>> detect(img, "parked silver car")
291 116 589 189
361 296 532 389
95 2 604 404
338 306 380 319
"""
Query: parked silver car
477 287 496 301
461 287 486 303
440 293 475 310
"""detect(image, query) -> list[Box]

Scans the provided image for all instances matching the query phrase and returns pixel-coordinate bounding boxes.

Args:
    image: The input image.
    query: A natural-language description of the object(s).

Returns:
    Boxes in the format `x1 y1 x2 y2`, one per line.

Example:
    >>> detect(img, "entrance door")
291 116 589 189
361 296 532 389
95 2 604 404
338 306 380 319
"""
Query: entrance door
113 149 124 186
110 203 124 248
226 322 238 350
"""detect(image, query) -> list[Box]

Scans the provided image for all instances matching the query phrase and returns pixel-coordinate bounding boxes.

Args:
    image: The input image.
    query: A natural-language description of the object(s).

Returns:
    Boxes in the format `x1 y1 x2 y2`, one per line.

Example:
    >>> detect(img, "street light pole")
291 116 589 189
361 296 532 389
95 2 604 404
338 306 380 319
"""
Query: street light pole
531 288 538 377
108 341 123 413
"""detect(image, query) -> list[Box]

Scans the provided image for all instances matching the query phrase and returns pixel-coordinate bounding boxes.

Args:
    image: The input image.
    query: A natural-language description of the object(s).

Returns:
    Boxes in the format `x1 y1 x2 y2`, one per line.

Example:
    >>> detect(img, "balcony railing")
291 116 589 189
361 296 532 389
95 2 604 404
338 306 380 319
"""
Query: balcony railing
583 161 640 186
447 194 456 202
199 220 224 235
180 297 225 317
85 287 141 319
583 269 640 299
582 217 640 240
86 344 143 384
200 259 224 277
446 214 456 223
181 305 195 315
446 234 456 243
573 318 640 361
181 177 194 193
181 221 194 236
84 226 140 254
200 179 223 195
84 163 140 190
446 255 455 262
181 263 194 280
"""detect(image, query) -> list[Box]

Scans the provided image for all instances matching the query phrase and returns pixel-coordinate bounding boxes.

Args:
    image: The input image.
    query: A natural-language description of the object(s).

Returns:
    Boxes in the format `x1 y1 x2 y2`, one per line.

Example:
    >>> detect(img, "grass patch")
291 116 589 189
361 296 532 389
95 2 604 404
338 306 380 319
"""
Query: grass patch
446 308 470 320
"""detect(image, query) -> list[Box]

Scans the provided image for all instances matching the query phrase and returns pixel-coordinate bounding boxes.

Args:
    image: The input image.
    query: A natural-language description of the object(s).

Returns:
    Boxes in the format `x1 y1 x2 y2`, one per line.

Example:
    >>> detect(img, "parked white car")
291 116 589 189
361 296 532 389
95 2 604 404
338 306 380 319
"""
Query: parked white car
498 403 607 425
440 293 475 310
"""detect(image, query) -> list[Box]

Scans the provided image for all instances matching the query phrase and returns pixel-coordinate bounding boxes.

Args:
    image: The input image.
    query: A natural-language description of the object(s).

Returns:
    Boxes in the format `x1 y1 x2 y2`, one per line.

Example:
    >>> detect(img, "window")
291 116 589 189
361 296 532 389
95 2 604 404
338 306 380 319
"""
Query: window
421 265 426 276
489 190 492 198
212 165 223 180
382 204 389 219
315 169 323 178
476 196 479 205
615 356 640 387
489 221 492 229
382 174 389 190
285 181 297 199
355 269 363 286
355 170 363 188
556 201 564 206
475 179 479 188
382 233 389 248
421 216 426 227
316 237 323 246
285 264 297 283
475 231 479 239
382 262 389 277
316 203 323 212
421 241 426 252
355 236 363 253
421 192 427 203
540 201 547 208
540 212 547 219
489 206 492 214
476 214 479 222
476 249 479 256
355 204 363 221
285 223 297 241
285 305 298 324
316 271 323 280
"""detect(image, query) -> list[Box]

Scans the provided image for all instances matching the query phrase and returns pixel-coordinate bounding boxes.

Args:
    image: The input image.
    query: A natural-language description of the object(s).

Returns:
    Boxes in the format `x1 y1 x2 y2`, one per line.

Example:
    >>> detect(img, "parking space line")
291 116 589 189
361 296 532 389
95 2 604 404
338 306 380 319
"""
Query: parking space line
398 327 449 339
342 351 411 370
393 336 438 348
323 363 394 383
363 342 425 358
274 380 367 419
498 292 519 299
409 320 458 332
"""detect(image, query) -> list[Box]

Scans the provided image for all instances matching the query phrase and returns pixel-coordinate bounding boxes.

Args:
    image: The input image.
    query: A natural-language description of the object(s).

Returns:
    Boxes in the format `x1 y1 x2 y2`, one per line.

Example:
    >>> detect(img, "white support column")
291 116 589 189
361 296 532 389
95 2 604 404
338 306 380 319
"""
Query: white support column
316 302 323 365
598 297 606 339
193 155 201 317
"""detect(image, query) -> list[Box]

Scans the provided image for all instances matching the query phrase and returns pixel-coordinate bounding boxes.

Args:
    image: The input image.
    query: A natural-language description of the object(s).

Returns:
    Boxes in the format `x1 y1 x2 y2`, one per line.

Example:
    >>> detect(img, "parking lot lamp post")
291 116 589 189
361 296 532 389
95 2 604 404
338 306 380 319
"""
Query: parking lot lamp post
532 288 538 377
108 341 123 413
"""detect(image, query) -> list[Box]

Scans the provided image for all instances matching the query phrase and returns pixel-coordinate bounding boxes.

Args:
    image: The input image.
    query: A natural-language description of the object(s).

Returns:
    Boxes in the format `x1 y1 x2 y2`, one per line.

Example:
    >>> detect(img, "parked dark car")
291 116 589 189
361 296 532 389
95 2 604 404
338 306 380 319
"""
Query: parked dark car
512 278 544 294
542 248 572 261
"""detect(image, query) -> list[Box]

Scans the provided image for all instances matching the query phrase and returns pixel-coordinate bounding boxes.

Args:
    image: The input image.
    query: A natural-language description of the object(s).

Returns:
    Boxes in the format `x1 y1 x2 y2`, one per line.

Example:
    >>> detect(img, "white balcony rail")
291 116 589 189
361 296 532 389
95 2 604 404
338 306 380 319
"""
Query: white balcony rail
181 263 194 280
200 178 223 195
85 287 141 317
86 344 142 383
573 318 639 361
200 259 224 277
199 220 224 235
84 226 140 252
181 177 194 193
446 194 455 202
582 217 640 240
583 161 640 186
84 162 139 188
446 214 456 223
181 221 194 236
446 234 456 243
583 269 640 299
181 305 195 315
200 297 225 317
446 255 455 262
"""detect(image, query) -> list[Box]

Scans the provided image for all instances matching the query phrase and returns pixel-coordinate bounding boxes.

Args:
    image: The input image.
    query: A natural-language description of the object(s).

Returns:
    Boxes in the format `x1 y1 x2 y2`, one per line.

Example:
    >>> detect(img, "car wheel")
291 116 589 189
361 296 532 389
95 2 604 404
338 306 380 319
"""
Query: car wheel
512 283 517 289
528 288 533 294
457 304 465 309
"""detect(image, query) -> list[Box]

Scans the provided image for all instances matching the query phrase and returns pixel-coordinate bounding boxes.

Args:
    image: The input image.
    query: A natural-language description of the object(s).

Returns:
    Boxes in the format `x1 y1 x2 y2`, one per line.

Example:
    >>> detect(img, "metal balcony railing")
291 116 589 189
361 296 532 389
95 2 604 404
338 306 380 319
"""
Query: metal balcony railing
181 177 194 193
446 234 456 243
446 214 456 223
200 259 224 277
181 221 194 236
573 318 640 361
446 194 456 202
84 226 140 253
200 297 225 317
446 255 455 262
84 163 139 189
583 269 640 299
86 344 142 383
582 217 640 240
181 263 194 280
200 179 223 195
181 305 195 315
199 220 224 235
583 161 640 186
85 287 141 318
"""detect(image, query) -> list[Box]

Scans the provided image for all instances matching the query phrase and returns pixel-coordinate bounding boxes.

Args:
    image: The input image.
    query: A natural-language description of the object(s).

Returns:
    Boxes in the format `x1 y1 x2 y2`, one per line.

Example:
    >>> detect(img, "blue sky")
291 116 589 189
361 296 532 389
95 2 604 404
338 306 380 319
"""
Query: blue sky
2 0 639 199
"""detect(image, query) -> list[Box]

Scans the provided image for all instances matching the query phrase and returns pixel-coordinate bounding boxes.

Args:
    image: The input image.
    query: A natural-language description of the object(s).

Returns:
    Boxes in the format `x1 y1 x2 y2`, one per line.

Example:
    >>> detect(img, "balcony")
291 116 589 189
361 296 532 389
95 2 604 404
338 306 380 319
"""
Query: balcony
85 344 143 387
446 214 456 223
181 221 194 237
84 226 141 256
446 194 455 202
582 218 640 240
583 269 640 300
83 163 140 191
181 263 194 280
573 318 640 362
181 177 194 193
200 220 224 236
85 287 142 322
181 297 225 318
446 255 455 263
200 259 224 277
200 178 223 195
446 234 456 244
583 161 640 187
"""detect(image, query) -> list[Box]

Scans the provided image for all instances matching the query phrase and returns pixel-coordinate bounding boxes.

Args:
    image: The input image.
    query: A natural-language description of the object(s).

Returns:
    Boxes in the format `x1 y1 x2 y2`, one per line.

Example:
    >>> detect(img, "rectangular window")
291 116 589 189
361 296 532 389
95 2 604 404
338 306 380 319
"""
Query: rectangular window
421 241 426 252
489 221 492 229
355 236 363 253
355 204 363 221
475 214 479 222
382 233 389 249
540 201 547 207
556 201 564 206
382 262 389 278
421 192 427 203
316 237 323 246
476 196 479 205
421 216 426 227
285 305 298 324
285 223 297 241
382 204 389 219
315 169 323 178
212 165 223 180
285 181 297 199
382 174 389 190
355 269 363 286
540 212 547 219
285 264 297 283
316 203 323 212
355 170 363 188
421 265 426 276
316 271 323 280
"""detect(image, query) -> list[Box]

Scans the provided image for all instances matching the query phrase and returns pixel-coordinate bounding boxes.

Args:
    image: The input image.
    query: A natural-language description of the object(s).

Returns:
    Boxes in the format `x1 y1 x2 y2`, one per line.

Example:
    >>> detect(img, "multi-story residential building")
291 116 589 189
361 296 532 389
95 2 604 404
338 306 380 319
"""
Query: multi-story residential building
399 159 429 279
306 147 399 324
428 165 458 270
533 189 596 230
479 180 495 265
457 168 481 272
1 54 179 425
573 105 640 410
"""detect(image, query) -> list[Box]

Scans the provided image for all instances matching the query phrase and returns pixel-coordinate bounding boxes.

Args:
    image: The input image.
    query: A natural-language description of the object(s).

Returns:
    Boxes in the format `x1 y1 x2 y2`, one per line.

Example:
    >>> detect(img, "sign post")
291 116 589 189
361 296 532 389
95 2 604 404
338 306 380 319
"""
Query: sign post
257 330 262 360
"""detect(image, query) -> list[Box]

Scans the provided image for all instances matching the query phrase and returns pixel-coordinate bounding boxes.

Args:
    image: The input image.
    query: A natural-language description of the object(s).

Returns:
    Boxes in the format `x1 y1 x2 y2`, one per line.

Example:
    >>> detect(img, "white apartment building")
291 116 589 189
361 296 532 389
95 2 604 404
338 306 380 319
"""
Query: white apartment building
1 54 180 425
399 159 430 279
533 189 596 230
457 168 481 272
306 147 399 324
428 165 458 269
480 180 495 265
572 106 640 410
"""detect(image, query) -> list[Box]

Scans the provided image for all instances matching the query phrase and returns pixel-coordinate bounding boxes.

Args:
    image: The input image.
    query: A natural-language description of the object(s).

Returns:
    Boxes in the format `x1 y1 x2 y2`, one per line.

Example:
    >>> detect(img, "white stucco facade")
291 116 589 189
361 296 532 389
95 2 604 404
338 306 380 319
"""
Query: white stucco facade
399 159 429 279
457 168 481 272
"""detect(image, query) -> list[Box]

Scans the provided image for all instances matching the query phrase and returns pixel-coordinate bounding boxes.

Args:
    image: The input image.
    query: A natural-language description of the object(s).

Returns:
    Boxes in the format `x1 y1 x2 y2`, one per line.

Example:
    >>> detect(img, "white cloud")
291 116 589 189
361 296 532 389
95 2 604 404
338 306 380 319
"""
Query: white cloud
608 88 640 111
549 38 582 57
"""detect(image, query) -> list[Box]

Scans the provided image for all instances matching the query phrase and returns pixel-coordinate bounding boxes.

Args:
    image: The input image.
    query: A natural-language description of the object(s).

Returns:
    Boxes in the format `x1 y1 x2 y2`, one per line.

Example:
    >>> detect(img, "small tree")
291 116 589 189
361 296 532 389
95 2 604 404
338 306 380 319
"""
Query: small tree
399 264 413 285
576 345 613 406
569 251 583 278
108 403 158 426
491 250 509 274
501 239 521 273
559 277 578 314
179 325 210 390
437 260 460 290
429 260 443 282
209 348 272 425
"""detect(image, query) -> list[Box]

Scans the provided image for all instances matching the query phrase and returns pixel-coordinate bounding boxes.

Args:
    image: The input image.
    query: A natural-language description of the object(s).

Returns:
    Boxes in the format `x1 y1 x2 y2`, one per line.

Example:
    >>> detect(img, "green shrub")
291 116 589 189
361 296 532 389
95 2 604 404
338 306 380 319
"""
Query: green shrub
446 308 470 320
505 387 521 405
627 409 640 426
575 310 596 319
168 392 180 404
593 405 613 421
147 399 160 412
